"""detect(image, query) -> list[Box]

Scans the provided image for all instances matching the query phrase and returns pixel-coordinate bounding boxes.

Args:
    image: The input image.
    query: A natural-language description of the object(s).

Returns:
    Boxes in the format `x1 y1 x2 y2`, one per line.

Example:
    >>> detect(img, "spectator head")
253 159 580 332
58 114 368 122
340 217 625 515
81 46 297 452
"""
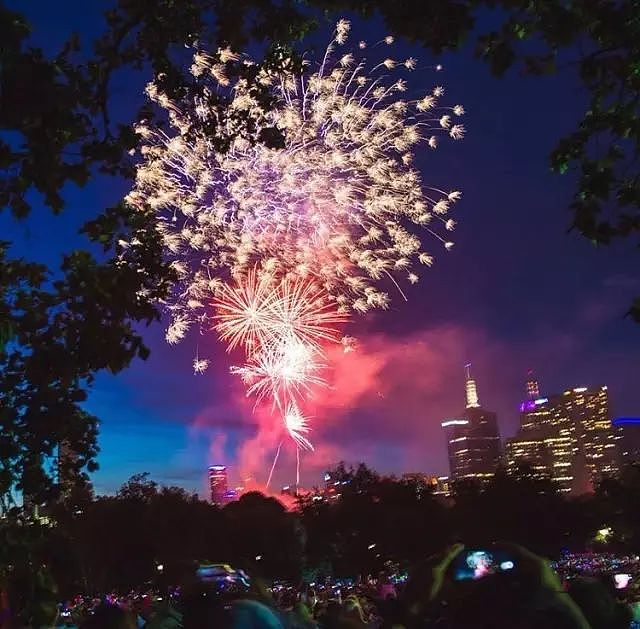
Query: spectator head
80 603 137 629
567 576 632 629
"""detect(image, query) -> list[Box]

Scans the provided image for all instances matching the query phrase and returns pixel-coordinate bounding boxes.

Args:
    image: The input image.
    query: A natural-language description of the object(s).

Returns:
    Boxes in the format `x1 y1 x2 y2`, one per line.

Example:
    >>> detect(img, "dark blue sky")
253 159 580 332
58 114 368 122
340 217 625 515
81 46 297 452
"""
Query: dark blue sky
5 1 639 495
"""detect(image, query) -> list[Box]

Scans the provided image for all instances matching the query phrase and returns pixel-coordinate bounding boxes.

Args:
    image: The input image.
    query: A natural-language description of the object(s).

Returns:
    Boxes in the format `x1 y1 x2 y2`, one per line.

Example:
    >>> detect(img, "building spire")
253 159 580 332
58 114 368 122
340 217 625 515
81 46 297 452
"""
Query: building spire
465 363 480 408
525 369 540 400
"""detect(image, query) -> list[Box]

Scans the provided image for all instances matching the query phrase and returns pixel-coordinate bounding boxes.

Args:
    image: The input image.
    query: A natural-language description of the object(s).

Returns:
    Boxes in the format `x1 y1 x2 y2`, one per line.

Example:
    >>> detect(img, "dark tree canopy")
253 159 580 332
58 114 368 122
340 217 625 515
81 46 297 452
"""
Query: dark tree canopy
0 5 173 504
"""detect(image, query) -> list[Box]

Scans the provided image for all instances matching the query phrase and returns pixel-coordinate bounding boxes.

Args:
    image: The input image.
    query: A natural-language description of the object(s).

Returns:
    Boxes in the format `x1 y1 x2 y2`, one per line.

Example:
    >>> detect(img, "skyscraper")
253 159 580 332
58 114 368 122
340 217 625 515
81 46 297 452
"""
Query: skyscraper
505 433 574 491
442 365 501 483
464 363 480 408
561 386 622 479
506 380 623 493
525 370 540 400
208 465 228 506
506 378 576 491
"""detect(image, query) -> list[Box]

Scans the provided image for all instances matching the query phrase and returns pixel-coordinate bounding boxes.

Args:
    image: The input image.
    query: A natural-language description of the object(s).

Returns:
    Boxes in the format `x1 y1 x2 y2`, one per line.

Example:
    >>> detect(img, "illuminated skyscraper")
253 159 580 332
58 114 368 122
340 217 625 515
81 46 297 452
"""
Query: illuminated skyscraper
561 386 621 479
525 370 540 400
506 383 622 493
208 465 228 506
464 363 480 409
505 438 549 477
442 366 501 483
505 432 574 491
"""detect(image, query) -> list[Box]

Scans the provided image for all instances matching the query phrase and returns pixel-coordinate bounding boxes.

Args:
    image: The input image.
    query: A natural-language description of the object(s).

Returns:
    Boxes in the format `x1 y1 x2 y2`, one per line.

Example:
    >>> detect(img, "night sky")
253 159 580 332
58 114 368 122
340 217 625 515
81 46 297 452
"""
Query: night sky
5 1 640 496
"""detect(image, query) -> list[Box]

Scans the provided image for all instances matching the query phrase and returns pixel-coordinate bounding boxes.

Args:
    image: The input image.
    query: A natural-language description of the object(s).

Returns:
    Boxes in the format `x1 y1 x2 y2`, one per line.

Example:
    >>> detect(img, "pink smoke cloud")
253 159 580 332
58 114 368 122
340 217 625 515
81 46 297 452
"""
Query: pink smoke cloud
192 323 505 486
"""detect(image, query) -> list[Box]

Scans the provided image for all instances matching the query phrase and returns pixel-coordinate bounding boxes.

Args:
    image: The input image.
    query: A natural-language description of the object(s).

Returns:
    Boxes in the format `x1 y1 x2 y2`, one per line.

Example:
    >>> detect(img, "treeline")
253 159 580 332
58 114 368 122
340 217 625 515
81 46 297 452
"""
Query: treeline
2 462 639 601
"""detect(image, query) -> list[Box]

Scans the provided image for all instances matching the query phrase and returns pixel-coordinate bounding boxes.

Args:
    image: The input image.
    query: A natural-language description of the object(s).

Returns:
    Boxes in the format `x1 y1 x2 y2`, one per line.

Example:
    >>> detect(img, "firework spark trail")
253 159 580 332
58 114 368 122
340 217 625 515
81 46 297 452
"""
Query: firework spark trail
215 273 345 421
230 335 325 410
266 440 283 489
284 402 314 452
214 274 333 486
213 272 348 355
127 18 464 483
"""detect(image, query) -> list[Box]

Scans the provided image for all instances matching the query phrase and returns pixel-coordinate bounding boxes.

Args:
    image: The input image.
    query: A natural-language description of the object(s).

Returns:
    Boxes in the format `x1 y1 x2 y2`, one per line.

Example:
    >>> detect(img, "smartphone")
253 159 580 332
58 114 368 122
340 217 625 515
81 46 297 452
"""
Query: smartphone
451 549 516 581
196 563 230 583
196 563 250 588
613 573 631 589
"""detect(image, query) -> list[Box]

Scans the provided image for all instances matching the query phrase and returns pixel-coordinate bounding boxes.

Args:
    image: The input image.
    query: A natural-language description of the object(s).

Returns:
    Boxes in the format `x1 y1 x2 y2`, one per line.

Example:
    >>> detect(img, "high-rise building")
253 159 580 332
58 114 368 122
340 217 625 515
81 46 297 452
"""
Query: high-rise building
505 433 574 491
562 386 621 478
525 370 540 400
506 381 623 493
208 465 228 506
442 365 501 483
505 438 548 478
464 363 480 409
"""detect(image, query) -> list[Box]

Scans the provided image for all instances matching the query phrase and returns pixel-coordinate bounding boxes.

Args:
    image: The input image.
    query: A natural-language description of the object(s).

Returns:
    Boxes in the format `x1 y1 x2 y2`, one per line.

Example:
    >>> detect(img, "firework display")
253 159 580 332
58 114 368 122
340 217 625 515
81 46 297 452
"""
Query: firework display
127 19 463 481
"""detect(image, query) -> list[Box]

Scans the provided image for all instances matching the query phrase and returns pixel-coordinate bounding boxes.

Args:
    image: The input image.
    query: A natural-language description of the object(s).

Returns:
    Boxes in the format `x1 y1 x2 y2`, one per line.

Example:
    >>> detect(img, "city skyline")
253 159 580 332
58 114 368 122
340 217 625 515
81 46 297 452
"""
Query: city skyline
90 348 638 497
445 368 629 492
216 366 631 500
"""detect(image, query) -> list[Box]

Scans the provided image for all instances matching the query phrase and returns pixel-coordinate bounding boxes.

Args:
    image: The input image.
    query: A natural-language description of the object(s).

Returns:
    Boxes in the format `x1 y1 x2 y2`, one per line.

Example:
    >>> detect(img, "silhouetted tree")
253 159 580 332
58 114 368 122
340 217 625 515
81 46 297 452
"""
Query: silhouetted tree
452 467 591 555
224 492 305 582
592 462 640 552
300 464 451 576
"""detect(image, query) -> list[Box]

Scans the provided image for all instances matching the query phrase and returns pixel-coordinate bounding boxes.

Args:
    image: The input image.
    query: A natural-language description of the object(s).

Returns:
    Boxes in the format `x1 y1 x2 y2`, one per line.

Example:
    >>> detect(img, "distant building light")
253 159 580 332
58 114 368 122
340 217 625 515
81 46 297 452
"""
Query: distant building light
441 419 469 427
595 527 613 543
573 387 588 393
534 397 548 405
209 465 226 471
